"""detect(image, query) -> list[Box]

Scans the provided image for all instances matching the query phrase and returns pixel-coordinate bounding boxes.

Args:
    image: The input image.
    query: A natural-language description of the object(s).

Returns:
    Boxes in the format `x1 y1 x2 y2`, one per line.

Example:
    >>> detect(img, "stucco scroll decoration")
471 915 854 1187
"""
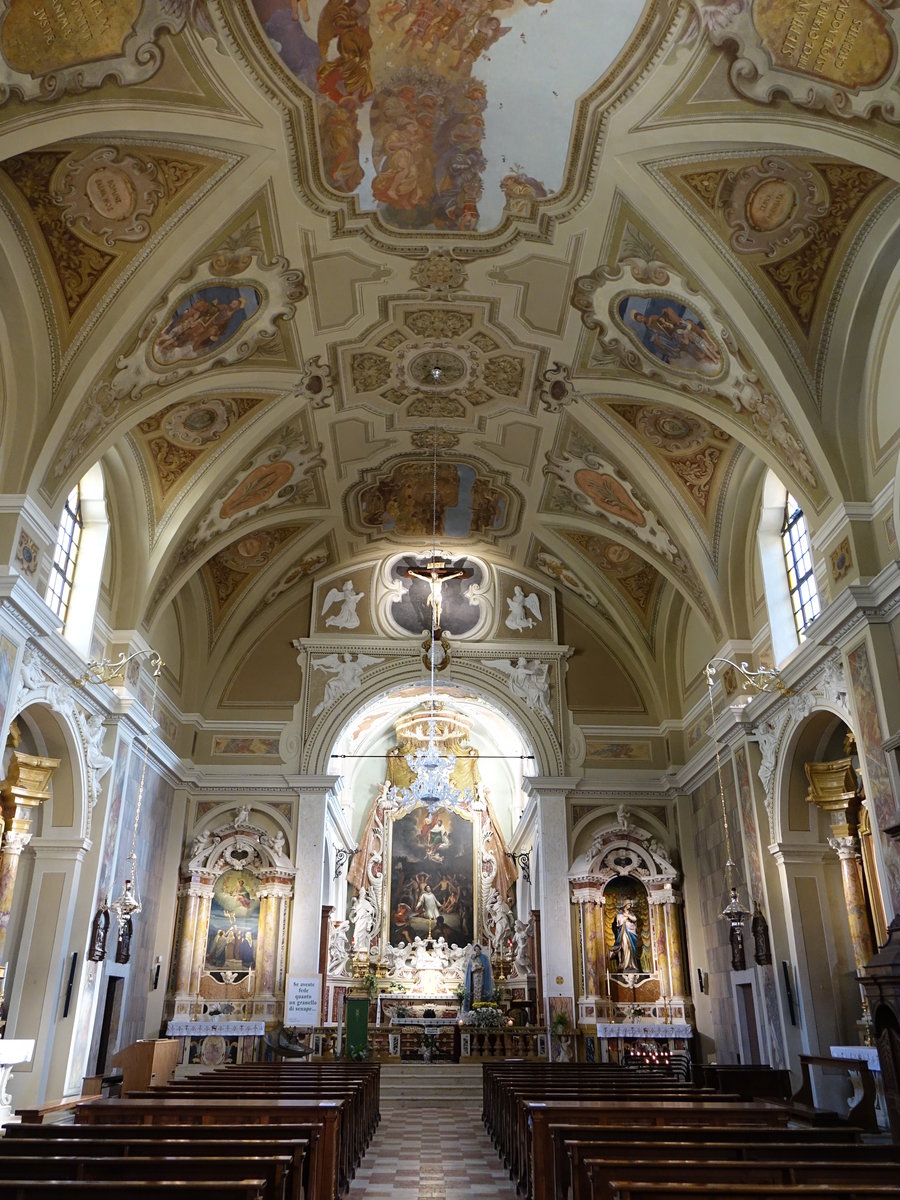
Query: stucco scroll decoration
11 647 113 830
752 655 849 839
570 257 819 493
51 249 307 484
569 813 679 888
683 0 900 124
0 5 189 105
185 809 293 874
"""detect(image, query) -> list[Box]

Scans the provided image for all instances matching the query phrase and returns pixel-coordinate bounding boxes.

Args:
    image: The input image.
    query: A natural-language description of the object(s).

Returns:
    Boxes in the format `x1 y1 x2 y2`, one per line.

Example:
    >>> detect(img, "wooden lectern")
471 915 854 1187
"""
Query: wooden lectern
110 1038 180 1095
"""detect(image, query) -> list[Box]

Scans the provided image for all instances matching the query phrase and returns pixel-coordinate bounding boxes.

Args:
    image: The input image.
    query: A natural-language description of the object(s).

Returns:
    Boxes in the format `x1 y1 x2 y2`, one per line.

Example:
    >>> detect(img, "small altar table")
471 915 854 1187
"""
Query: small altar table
595 1021 692 1064
166 1019 265 1067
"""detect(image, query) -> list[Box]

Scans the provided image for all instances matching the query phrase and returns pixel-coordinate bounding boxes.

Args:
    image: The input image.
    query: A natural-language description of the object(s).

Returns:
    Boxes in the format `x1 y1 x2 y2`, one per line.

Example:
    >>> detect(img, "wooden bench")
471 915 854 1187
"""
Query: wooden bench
0 1156 291 1200
525 1099 789 1200
73 1097 343 1200
587 1157 900 1200
0 1184 268 1200
607 1185 899 1200
1 1127 311 1200
556 1127 870 1200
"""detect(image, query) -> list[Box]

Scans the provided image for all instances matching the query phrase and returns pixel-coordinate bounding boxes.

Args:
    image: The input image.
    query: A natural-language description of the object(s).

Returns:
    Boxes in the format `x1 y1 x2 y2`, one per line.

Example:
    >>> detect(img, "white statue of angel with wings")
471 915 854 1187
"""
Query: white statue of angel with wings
505 585 542 631
487 656 553 722
312 652 382 716
322 579 364 629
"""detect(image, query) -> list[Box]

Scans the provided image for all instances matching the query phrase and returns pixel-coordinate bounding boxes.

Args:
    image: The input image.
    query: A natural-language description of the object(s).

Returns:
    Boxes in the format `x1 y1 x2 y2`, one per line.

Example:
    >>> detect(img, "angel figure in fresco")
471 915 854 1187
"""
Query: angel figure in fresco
290 0 311 19
312 652 382 716
505 586 542 632
322 579 364 628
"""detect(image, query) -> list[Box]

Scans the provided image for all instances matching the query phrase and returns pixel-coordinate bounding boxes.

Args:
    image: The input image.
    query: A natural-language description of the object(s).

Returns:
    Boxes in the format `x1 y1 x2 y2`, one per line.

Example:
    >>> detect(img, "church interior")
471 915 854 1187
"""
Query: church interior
1 0 900 1188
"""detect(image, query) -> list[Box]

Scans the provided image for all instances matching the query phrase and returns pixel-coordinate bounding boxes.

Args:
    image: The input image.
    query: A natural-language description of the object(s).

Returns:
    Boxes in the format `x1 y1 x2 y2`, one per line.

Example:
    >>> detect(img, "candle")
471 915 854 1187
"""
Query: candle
606 968 611 996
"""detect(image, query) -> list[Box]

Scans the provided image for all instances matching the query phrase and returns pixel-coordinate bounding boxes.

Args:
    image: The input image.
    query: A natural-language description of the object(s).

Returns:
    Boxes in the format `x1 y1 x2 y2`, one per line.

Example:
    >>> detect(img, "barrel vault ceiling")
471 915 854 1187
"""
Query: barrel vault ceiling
0 1 898 738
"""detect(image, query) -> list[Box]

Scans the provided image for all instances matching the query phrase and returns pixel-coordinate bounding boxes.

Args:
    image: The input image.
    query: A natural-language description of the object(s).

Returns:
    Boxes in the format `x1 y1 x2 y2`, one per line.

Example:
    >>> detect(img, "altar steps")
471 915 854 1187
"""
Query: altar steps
379 1061 483 1107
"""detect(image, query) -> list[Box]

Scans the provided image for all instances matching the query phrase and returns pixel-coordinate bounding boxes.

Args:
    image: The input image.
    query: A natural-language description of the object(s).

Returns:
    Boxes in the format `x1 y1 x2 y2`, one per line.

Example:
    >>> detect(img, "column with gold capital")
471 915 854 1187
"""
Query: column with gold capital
828 834 875 974
257 876 293 997
187 879 215 997
0 750 60 965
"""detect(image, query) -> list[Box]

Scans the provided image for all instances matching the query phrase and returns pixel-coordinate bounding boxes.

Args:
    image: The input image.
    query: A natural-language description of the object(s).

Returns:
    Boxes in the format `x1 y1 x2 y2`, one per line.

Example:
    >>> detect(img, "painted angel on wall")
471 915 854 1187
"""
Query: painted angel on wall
322 579 364 628
311 651 382 716
505 585 542 631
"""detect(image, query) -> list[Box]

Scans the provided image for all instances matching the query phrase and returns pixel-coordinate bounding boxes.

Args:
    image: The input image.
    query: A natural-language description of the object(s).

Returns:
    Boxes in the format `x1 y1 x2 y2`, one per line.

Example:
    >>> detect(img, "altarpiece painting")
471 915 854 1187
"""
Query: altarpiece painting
388 804 476 948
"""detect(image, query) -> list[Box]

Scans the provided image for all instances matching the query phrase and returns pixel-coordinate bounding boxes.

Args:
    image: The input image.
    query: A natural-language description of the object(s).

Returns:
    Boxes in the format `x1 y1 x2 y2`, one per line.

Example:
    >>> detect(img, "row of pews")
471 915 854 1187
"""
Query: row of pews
482 1061 900 1200
0 1059 380 1200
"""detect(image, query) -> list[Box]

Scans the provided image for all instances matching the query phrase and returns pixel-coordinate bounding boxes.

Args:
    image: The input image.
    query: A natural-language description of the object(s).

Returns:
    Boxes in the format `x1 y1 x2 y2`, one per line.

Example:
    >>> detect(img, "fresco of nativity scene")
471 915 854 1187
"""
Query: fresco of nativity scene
249 0 645 231
326 704 534 1024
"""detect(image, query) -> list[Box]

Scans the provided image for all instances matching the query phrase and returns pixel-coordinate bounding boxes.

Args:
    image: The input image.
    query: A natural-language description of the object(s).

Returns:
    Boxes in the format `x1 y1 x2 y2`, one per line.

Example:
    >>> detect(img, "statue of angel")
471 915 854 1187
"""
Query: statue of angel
505 585 542 631
512 917 535 977
312 652 382 717
322 579 364 629
487 656 553 722
327 919 352 976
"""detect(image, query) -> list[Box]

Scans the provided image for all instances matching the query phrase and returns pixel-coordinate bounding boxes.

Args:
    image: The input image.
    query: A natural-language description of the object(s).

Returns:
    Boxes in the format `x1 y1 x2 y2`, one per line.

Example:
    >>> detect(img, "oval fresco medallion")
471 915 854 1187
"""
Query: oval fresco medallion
220 459 295 519
152 285 261 367
616 295 724 378
248 0 648 233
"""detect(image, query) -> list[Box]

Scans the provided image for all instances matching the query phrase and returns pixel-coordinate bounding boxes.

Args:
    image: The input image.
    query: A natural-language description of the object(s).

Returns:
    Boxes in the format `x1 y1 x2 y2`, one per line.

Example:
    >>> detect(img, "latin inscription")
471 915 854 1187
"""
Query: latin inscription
753 0 894 88
1 0 141 77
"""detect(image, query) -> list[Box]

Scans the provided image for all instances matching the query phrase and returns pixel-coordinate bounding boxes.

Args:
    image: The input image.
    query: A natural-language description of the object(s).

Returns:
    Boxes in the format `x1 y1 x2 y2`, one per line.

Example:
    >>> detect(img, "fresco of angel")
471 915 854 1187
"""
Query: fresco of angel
505 585 542 631
311 651 383 716
322 578 364 628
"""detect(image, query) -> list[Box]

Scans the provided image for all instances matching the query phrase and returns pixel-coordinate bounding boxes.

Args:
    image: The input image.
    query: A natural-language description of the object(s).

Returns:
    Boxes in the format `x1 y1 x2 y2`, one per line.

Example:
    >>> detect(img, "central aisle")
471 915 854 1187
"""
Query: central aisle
348 1063 518 1200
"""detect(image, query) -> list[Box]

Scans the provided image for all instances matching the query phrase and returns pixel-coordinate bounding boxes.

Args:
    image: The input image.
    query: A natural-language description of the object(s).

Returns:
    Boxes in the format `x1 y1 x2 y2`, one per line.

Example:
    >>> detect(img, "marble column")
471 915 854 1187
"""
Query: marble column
257 878 292 997
188 883 214 995
650 893 671 999
0 751 59 965
807 756 875 974
829 835 875 975
286 776 340 980
173 882 202 996
664 895 687 997
525 777 579 1022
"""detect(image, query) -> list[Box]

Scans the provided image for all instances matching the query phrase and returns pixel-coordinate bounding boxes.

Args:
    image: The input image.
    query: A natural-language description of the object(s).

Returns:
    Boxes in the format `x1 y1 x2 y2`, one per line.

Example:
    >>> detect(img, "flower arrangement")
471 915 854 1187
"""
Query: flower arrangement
464 1001 504 1029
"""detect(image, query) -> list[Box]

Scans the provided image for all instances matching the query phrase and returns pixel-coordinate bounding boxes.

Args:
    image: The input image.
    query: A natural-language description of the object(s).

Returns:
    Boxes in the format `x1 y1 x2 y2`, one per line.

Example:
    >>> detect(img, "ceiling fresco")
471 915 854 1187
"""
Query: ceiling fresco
0 0 896 733
248 0 647 232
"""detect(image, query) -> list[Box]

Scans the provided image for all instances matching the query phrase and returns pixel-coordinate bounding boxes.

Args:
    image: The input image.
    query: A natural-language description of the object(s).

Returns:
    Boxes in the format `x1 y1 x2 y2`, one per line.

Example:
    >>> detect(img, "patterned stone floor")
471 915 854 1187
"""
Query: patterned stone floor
347 1100 517 1200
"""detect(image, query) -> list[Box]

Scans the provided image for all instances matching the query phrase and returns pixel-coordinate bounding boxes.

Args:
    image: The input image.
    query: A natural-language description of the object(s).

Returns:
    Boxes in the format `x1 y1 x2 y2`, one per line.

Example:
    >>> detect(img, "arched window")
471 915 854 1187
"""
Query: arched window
758 472 821 665
781 492 820 640
45 484 82 623
45 464 109 656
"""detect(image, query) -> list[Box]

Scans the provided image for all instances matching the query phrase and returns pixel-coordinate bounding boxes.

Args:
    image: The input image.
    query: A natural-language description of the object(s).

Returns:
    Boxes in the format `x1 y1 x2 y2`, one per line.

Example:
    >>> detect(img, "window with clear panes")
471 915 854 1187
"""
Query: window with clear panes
781 492 820 639
46 485 83 623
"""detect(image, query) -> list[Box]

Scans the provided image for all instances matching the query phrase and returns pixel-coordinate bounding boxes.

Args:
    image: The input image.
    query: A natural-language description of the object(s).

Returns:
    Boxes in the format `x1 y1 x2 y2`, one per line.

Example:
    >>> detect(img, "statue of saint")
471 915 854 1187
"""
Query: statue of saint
88 898 110 963
462 942 493 1012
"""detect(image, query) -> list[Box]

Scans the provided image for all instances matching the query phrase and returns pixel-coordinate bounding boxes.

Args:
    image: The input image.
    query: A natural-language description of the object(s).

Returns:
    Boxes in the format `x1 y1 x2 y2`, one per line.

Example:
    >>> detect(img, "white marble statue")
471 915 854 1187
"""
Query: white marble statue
487 656 553 722
327 919 352 976
322 580 364 629
349 886 378 955
312 652 382 717
512 917 534 977
486 887 514 956
505 585 542 631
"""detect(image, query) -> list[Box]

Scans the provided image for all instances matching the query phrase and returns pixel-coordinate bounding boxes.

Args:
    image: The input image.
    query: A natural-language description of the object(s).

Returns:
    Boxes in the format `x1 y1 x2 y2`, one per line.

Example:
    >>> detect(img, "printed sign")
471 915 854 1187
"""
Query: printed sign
285 975 321 1026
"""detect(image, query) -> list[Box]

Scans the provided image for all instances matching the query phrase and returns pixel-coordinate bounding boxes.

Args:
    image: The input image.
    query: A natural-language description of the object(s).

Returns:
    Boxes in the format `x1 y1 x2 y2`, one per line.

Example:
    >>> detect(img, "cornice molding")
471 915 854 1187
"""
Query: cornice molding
811 479 896 551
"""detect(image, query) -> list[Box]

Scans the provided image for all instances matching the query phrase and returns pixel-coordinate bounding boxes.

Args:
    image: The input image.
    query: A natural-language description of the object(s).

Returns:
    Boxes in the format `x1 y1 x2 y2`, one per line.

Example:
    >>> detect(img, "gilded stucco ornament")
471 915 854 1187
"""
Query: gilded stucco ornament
571 257 820 494
0 3 190 103
684 0 900 124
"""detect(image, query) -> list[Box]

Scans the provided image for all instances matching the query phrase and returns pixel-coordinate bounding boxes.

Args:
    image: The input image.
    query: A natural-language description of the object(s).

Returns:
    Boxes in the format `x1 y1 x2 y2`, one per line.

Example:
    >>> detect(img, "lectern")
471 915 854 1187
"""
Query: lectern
110 1038 180 1094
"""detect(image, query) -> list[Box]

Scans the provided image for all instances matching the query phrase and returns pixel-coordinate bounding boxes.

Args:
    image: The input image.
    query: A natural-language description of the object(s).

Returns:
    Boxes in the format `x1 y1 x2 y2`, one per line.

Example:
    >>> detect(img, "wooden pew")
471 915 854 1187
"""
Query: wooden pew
0 1156 291 1200
0 1185 269 1200
608 1185 898 1200
525 1099 789 1200
73 1097 343 1200
0 1129 310 1200
587 1158 900 1200
556 1127 870 1200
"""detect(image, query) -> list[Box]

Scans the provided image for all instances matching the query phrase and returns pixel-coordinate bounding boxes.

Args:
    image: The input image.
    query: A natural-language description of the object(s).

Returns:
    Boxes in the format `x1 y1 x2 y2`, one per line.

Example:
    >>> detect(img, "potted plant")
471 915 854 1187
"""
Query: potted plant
550 1009 571 1037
